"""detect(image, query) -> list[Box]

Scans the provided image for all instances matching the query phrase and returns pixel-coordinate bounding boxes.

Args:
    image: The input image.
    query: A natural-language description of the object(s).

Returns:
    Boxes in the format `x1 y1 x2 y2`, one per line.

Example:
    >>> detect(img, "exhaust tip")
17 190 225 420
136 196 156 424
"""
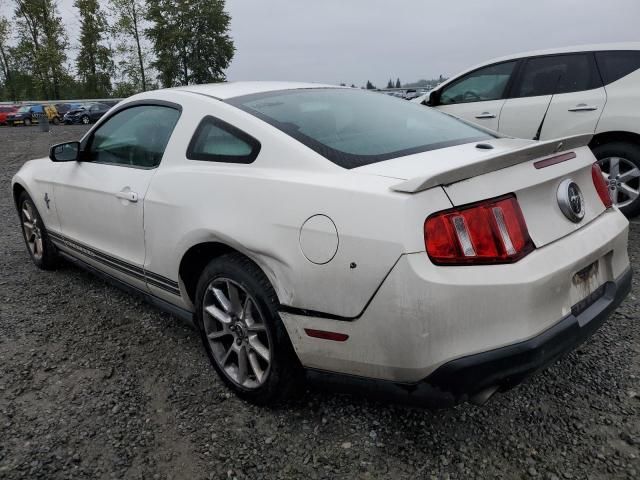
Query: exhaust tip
469 385 500 406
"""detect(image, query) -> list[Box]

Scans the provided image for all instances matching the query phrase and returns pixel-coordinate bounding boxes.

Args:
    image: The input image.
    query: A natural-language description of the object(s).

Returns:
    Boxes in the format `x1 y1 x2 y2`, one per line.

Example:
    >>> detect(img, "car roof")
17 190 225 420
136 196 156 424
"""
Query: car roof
173 81 339 100
439 42 640 89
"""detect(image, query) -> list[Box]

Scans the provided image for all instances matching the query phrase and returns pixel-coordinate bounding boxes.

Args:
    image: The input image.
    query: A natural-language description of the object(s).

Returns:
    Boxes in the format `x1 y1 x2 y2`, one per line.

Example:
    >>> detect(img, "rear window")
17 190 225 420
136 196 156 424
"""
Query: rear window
595 50 640 85
228 88 492 169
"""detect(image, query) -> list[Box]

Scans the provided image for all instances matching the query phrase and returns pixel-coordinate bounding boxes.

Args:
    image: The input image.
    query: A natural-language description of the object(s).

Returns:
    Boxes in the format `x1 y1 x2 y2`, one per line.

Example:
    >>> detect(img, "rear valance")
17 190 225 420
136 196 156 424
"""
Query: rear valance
391 134 593 193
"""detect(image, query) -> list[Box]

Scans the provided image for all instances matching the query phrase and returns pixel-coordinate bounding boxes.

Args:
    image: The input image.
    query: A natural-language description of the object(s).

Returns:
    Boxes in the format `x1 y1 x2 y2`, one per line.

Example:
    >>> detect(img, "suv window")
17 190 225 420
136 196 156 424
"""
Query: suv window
187 116 260 163
595 50 640 85
514 54 600 97
86 104 180 168
439 61 517 105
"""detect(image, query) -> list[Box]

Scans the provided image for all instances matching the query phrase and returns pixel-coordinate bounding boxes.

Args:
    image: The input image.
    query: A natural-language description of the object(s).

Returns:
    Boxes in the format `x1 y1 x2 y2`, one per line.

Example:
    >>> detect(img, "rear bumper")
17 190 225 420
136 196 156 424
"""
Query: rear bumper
425 266 631 399
307 267 631 407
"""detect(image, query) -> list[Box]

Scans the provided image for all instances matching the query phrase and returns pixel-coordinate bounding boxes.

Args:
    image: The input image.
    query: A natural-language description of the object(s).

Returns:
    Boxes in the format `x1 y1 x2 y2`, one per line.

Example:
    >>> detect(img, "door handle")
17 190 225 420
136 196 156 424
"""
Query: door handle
475 112 496 119
116 190 138 203
568 104 598 112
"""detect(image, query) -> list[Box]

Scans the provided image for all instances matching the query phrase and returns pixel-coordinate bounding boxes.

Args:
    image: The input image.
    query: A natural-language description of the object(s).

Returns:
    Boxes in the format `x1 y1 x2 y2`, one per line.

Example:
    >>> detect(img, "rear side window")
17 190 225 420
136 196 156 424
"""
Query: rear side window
187 116 260 163
514 54 601 97
595 51 640 85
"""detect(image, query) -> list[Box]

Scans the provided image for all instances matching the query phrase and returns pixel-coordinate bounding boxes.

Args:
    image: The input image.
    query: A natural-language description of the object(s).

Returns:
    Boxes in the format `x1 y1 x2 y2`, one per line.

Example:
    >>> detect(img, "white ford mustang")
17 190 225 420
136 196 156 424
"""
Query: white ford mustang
12 82 631 406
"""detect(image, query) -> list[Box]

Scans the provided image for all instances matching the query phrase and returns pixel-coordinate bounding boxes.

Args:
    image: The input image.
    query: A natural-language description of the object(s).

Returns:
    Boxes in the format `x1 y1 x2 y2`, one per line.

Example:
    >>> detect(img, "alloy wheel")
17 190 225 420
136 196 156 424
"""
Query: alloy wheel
202 278 272 389
21 201 43 260
597 156 640 208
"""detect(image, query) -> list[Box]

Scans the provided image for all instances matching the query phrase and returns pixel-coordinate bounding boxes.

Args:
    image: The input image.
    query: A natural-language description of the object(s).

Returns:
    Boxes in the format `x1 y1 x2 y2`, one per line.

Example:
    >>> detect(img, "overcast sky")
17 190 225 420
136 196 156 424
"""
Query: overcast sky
3 0 640 87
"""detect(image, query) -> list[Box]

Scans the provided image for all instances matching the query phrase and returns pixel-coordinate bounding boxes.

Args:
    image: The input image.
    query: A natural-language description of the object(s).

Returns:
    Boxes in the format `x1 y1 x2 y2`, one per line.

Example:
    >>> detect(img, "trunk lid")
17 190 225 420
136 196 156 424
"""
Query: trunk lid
356 134 606 248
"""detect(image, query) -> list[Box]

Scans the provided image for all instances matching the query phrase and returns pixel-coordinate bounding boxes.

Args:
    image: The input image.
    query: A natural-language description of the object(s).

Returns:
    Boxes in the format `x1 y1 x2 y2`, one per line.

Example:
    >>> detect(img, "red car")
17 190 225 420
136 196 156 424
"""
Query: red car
0 105 17 125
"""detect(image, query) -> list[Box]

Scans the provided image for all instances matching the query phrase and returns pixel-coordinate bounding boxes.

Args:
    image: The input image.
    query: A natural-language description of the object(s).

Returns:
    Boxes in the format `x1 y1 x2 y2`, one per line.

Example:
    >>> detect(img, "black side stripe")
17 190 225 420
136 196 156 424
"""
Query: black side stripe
49 231 181 296
145 270 179 289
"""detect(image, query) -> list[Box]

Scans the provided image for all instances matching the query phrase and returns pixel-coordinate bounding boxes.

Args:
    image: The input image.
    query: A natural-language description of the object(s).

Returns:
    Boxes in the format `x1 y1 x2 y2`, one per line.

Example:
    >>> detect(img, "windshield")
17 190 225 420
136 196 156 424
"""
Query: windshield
228 88 493 168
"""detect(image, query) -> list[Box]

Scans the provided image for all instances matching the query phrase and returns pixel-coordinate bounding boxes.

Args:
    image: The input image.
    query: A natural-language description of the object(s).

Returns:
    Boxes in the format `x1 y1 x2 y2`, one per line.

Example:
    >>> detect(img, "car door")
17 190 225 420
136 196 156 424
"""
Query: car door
53 103 181 291
499 53 605 140
433 60 518 131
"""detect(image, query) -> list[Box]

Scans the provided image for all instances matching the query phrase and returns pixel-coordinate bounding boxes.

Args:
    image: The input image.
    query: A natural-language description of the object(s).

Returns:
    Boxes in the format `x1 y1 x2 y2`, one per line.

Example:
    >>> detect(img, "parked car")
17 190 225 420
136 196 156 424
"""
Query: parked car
414 43 640 215
63 102 110 124
55 103 84 115
0 105 17 125
7 104 61 126
12 82 630 407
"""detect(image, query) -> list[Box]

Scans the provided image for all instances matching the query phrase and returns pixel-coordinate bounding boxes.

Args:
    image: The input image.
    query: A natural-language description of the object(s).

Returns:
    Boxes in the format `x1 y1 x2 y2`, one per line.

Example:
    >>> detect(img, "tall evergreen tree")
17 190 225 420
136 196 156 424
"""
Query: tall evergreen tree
395 78 401 88
0 17 16 100
14 0 68 99
146 0 234 87
386 78 393 89
111 0 148 92
75 0 113 97
365 80 375 90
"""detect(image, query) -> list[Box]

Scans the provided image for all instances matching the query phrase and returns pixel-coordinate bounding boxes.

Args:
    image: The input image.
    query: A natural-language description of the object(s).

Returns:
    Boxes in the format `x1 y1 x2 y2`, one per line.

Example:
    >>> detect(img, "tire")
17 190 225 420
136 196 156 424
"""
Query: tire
17 191 58 270
52 116 60 125
81 115 90 124
593 141 640 217
24 118 31 126
195 253 302 405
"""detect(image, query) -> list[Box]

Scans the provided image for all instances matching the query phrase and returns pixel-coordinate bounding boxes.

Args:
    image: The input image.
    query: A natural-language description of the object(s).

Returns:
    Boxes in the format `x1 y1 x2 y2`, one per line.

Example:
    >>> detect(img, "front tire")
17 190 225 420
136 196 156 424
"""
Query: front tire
593 141 640 217
81 115 90 124
24 118 31 126
17 191 58 270
195 253 301 405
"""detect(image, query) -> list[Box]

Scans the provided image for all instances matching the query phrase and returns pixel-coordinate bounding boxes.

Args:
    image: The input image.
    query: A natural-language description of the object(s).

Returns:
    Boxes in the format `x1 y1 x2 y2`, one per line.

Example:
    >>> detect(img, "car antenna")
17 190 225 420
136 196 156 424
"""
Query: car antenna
533 72 563 141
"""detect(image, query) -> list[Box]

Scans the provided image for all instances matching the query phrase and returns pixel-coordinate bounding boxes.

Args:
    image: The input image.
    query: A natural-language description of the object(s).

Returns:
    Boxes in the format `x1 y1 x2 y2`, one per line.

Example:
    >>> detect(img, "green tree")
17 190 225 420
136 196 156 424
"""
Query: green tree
146 0 234 87
14 0 68 99
75 0 113 97
365 80 375 90
386 78 393 89
111 0 148 92
395 78 401 88
0 17 17 100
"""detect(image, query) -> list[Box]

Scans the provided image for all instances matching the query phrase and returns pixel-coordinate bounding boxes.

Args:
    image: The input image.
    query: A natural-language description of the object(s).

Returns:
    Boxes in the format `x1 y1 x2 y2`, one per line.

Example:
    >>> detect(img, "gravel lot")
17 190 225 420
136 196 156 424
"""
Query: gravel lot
0 125 639 480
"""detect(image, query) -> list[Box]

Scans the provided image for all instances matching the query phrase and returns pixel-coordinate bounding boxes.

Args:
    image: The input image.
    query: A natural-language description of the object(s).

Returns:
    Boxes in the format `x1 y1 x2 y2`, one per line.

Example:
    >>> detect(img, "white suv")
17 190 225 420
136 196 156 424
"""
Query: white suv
417 44 640 215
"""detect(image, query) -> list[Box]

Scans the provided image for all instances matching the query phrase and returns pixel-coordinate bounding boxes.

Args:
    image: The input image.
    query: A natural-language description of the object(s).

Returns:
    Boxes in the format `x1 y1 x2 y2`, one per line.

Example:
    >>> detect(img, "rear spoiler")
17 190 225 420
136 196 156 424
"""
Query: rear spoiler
391 134 593 193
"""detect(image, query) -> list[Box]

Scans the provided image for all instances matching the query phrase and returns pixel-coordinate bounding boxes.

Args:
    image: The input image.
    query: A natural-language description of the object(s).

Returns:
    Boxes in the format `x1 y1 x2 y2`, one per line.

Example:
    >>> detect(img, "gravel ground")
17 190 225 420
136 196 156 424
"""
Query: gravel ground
0 125 639 480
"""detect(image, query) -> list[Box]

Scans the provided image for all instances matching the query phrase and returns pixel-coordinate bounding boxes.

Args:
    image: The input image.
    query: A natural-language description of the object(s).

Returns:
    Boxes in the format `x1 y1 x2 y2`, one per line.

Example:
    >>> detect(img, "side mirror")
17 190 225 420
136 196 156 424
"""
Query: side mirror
428 90 441 106
49 141 80 162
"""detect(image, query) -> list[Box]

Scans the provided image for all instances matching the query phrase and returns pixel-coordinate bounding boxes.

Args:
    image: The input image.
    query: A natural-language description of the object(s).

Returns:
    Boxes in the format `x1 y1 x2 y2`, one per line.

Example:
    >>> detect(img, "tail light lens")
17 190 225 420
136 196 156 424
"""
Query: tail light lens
425 194 535 265
591 163 612 208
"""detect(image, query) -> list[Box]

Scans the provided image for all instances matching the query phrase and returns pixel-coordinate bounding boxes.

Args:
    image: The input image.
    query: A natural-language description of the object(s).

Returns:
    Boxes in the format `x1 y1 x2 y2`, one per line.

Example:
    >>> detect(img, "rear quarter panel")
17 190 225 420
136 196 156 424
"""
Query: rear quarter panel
597 69 640 135
142 91 453 317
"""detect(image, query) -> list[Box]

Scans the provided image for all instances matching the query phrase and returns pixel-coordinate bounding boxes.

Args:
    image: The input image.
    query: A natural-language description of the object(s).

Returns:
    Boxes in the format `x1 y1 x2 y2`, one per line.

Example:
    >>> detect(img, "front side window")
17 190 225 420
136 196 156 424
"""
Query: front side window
85 104 180 168
514 54 600 97
229 88 493 169
595 50 640 85
440 61 517 105
187 116 260 163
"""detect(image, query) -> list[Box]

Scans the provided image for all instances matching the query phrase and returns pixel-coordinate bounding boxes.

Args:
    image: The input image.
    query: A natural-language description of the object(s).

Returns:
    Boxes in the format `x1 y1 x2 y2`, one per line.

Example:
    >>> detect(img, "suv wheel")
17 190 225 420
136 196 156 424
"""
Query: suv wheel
24 118 31 126
195 253 301 405
17 191 58 270
81 115 90 124
593 141 640 217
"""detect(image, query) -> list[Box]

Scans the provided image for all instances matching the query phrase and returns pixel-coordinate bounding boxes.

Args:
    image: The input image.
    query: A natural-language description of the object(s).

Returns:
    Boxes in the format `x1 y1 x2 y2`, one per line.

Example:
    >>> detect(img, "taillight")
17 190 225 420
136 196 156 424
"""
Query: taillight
424 194 535 265
591 163 612 209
